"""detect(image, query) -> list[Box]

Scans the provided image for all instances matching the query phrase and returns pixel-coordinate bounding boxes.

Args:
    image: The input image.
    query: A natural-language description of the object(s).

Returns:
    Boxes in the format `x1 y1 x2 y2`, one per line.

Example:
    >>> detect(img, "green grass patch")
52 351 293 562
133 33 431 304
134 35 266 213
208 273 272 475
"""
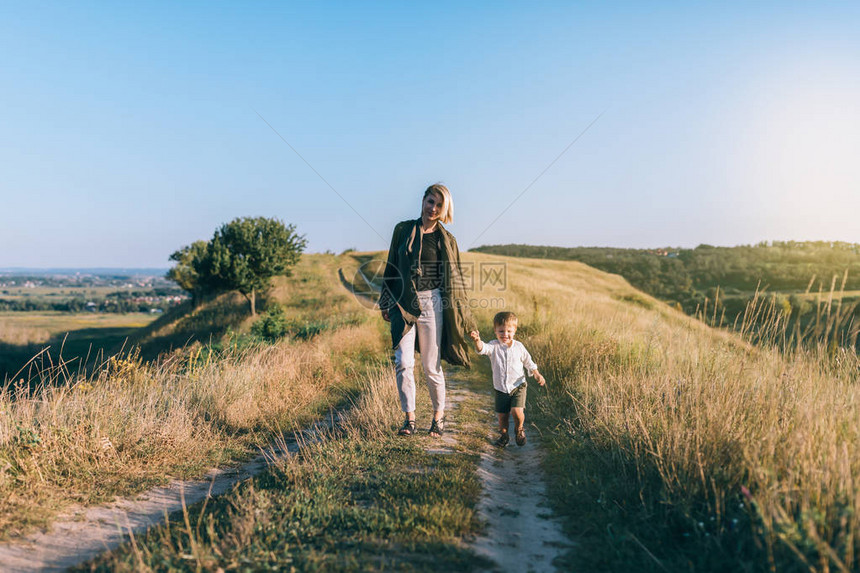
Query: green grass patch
251 302 366 342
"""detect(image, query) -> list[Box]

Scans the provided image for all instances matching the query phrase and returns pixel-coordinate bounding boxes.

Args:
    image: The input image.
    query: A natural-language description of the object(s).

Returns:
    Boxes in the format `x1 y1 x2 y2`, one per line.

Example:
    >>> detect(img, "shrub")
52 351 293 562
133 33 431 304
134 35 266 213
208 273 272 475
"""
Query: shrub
250 304 289 341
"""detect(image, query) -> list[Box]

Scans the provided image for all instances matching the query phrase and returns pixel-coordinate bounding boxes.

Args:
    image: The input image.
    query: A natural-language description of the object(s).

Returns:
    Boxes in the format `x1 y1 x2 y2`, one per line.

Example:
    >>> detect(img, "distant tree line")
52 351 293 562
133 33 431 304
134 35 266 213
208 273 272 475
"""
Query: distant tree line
474 242 860 350
167 217 307 316
474 241 860 311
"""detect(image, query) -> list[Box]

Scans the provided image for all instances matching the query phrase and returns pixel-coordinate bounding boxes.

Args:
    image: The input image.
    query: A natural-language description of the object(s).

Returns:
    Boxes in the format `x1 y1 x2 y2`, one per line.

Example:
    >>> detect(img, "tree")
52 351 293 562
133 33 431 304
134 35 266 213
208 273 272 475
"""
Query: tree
167 240 210 307
206 217 307 316
167 218 307 316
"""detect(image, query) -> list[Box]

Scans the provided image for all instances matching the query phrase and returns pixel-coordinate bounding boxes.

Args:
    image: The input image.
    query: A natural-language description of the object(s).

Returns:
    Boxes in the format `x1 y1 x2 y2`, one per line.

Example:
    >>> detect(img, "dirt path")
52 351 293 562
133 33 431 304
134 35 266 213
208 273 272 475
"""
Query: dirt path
445 380 573 573
0 418 337 572
0 459 275 572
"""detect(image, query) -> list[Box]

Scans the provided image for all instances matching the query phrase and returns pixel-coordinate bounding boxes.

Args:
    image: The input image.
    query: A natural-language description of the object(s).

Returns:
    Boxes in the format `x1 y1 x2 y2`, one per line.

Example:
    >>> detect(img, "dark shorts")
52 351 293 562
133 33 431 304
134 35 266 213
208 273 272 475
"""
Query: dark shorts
495 383 527 413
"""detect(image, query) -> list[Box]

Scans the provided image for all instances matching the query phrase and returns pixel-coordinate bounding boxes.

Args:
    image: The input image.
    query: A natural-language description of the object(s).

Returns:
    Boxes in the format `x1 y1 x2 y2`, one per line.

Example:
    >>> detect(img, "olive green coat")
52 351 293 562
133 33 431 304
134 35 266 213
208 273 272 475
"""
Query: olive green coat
379 219 476 368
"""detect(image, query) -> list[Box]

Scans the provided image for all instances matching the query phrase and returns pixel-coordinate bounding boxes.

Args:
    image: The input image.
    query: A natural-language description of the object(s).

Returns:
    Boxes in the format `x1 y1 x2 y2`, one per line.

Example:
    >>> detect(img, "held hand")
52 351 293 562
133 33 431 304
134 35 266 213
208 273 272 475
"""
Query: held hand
381 309 391 322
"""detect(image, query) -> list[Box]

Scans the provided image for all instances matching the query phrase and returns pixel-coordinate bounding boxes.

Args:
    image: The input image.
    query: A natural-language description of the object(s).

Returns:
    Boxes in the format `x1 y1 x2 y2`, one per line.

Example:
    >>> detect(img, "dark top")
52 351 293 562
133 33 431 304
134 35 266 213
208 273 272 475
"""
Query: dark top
380 219 476 367
416 228 443 291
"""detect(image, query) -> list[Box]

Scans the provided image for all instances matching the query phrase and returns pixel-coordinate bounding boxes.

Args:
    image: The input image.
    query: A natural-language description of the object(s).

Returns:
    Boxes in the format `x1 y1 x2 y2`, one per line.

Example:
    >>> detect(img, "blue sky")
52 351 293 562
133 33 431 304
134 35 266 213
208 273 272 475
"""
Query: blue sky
1 1 858 267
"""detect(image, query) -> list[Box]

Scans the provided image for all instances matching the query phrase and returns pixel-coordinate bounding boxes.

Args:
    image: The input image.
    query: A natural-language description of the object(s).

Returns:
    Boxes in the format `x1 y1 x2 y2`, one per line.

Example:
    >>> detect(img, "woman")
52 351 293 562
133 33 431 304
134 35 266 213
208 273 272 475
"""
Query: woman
379 183 476 437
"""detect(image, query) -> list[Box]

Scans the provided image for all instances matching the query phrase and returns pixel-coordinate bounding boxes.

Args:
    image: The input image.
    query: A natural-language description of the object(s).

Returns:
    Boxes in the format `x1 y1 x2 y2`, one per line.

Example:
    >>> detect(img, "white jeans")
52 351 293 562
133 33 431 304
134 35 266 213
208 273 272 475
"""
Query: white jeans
394 289 446 413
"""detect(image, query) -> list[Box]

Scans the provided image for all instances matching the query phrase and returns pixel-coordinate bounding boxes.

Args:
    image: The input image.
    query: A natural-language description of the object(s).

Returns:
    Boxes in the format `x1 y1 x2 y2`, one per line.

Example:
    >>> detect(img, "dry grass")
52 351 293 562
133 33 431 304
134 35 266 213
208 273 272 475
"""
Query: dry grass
72 325 492 571
76 355 487 572
0 323 386 538
279 249 860 569
452 251 860 570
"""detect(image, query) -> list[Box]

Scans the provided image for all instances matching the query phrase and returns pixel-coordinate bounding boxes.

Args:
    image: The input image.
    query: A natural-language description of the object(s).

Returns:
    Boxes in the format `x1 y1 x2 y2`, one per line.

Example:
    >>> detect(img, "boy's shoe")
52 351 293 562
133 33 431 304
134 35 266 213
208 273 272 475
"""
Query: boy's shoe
495 432 510 447
515 428 526 446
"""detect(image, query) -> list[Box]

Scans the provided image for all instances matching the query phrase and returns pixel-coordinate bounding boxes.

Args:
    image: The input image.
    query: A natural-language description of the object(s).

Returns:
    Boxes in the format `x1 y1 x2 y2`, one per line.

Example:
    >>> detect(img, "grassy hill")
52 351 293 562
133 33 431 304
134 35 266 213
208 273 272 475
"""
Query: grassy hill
3 252 859 571
473 241 860 296
474 242 860 351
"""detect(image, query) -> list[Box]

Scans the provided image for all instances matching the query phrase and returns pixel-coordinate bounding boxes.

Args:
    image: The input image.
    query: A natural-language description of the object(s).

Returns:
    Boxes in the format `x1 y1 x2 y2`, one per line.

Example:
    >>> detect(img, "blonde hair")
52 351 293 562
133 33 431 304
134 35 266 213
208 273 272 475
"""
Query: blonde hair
493 311 518 327
423 183 454 224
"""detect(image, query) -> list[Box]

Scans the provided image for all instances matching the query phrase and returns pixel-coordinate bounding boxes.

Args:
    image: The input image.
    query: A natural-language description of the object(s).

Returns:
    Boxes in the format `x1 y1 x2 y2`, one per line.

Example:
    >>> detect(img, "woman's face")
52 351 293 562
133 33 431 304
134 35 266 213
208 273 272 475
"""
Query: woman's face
422 192 444 222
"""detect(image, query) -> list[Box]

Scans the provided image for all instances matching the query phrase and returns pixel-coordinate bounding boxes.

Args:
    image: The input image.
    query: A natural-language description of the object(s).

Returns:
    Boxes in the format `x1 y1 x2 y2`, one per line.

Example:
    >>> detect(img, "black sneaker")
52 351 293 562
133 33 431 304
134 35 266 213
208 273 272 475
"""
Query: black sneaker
495 432 510 447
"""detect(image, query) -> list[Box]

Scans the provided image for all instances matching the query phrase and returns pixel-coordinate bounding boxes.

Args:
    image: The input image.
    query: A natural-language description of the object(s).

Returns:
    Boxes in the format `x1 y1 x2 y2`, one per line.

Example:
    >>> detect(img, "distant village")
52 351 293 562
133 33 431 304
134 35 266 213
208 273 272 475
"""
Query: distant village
0 271 188 313
0 271 171 288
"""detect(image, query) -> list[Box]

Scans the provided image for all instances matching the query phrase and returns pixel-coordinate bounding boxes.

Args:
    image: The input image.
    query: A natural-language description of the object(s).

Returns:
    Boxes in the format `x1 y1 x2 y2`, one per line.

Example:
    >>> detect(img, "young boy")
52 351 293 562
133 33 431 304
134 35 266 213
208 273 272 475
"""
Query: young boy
469 311 546 447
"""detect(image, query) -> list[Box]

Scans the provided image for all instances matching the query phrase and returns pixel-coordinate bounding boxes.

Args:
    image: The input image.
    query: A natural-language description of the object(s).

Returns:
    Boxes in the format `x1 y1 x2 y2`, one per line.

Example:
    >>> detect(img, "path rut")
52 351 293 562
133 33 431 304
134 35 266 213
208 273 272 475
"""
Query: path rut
445 380 573 573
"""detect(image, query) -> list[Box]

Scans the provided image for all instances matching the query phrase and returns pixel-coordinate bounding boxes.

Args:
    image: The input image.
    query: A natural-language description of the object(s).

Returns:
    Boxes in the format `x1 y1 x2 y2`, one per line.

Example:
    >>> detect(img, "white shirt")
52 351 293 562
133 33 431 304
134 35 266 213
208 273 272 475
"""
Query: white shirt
478 339 538 394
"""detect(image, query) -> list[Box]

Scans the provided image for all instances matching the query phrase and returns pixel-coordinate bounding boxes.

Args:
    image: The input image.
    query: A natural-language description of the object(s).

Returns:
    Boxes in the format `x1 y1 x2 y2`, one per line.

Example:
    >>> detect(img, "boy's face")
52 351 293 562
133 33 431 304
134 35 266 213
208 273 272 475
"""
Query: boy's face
494 321 517 347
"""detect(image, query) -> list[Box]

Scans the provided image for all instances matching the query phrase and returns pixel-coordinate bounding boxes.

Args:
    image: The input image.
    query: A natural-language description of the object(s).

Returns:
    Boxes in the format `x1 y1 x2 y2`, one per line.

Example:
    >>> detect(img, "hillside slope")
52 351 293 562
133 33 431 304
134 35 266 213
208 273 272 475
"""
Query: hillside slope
132 254 369 359
5 251 857 571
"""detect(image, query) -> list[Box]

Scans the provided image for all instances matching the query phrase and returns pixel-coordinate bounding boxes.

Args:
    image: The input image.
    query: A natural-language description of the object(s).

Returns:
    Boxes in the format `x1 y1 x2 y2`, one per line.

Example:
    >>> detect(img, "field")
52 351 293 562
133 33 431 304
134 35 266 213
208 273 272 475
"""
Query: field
0 286 123 300
0 312 158 381
1 252 859 571
0 311 156 340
